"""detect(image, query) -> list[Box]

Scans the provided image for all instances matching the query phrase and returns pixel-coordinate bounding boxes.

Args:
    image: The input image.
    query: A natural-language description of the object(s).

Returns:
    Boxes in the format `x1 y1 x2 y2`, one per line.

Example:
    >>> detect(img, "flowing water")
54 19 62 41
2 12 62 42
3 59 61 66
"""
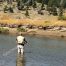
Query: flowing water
0 35 66 66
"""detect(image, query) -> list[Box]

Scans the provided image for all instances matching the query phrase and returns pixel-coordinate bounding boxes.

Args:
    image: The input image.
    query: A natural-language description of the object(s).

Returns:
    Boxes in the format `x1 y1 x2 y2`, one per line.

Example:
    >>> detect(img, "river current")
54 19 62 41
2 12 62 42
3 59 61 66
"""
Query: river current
0 35 66 66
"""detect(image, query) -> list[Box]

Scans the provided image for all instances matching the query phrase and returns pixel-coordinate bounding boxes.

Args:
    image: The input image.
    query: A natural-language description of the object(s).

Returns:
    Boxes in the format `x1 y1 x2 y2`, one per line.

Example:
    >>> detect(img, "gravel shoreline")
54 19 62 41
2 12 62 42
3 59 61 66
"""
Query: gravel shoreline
7 28 66 39
0 26 66 39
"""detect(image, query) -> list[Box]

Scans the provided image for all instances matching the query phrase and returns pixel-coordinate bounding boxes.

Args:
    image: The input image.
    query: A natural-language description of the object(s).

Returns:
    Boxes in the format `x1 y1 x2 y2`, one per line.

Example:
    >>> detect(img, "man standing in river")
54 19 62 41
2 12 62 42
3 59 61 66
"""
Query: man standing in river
16 33 27 55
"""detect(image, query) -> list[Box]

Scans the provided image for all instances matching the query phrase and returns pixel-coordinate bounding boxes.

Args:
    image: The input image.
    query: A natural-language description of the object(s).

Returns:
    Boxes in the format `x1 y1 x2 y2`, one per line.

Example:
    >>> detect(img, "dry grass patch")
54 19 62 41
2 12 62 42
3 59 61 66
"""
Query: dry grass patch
0 13 66 27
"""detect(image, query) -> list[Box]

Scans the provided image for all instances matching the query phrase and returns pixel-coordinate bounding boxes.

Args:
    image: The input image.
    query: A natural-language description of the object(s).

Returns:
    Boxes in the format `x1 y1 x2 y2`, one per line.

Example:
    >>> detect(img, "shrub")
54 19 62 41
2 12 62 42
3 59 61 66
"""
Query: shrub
0 27 9 34
4 5 8 13
9 7 14 13
58 16 66 20
25 9 29 17
17 28 27 32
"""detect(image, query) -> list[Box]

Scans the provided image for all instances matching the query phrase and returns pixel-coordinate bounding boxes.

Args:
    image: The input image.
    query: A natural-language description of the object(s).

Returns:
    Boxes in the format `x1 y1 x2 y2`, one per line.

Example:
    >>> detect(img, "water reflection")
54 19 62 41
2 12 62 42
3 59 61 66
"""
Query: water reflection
16 54 25 66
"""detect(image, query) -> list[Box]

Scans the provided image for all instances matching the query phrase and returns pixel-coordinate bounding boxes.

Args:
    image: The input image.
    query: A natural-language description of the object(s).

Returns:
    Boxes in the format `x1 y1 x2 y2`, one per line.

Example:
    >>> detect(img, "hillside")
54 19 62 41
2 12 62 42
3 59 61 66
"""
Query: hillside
0 1 66 27
0 10 66 27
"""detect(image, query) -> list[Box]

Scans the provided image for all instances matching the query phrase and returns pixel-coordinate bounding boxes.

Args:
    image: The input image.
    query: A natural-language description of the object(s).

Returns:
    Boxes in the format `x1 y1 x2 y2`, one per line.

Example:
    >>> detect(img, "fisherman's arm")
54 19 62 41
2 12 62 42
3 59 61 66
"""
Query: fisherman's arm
24 38 30 46
24 38 27 44
16 38 18 44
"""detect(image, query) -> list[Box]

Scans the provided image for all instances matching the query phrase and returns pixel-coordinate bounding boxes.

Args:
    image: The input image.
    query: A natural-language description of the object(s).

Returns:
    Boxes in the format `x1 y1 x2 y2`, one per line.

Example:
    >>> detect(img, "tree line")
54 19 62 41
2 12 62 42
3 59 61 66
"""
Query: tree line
1 0 66 17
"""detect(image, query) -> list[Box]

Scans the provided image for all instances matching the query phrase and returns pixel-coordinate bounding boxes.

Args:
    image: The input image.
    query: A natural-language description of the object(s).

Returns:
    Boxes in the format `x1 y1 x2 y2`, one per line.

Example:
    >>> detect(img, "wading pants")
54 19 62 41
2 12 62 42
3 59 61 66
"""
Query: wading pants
17 45 24 55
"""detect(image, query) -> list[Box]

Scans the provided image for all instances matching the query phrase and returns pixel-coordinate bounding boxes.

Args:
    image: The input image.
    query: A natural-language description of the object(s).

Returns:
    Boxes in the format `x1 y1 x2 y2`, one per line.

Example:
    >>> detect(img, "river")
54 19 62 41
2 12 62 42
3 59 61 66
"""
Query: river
0 34 66 66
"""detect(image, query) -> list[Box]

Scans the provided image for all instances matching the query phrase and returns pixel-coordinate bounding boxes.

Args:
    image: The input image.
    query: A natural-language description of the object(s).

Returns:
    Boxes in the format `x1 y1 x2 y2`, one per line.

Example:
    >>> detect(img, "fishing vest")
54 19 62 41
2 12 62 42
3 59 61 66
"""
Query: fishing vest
17 36 24 44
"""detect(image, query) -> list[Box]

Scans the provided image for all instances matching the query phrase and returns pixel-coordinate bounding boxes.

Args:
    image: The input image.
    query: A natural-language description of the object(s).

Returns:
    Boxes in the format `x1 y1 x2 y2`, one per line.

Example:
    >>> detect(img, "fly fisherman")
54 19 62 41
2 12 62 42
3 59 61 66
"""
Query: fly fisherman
16 33 27 55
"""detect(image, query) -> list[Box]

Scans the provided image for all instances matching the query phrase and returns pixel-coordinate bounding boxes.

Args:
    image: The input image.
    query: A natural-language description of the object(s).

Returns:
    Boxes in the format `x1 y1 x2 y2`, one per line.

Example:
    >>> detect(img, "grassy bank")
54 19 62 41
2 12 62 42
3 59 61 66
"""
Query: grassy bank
0 18 66 27
0 13 66 27
0 27 9 34
0 27 66 40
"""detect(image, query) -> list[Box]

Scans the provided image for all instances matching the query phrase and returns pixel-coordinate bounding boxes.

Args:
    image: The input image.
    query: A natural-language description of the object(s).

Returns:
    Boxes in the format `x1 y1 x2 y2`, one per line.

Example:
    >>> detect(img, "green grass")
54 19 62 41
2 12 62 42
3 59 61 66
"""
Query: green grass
58 16 66 20
17 28 27 32
0 27 9 34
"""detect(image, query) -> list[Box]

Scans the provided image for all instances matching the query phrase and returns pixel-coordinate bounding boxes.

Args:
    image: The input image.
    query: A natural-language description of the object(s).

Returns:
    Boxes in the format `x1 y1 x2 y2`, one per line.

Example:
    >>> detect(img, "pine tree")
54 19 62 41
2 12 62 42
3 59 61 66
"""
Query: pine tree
41 0 44 10
32 0 37 8
25 6 29 17
59 0 64 16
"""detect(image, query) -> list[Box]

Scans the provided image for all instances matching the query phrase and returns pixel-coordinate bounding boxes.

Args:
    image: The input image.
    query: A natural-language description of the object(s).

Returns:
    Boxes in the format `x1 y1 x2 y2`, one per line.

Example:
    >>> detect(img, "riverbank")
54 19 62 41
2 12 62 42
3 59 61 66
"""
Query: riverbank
0 13 66 39
0 12 66 26
0 26 66 39
5 27 66 39
34 30 66 39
